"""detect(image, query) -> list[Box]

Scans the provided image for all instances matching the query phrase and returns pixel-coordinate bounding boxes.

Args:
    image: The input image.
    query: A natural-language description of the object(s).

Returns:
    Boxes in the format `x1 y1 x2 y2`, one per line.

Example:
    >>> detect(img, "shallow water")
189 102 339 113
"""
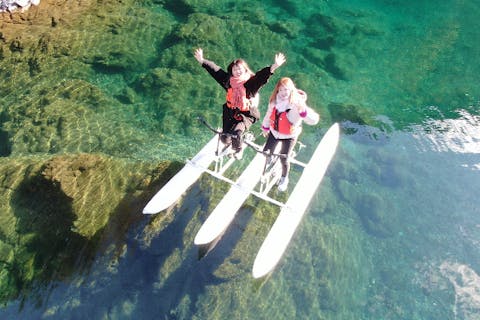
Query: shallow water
1 0 479 319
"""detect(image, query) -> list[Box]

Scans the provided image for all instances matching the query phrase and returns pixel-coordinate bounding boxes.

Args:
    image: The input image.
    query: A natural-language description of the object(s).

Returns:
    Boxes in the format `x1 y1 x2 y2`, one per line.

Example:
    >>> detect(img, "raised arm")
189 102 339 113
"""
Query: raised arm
194 48 220 72
194 48 204 64
287 90 319 126
270 52 286 73
295 90 308 114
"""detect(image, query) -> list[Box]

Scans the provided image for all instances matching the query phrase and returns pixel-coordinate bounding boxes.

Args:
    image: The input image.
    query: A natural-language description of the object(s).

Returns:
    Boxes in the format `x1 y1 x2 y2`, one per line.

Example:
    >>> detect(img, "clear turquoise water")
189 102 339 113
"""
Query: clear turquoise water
2 0 480 319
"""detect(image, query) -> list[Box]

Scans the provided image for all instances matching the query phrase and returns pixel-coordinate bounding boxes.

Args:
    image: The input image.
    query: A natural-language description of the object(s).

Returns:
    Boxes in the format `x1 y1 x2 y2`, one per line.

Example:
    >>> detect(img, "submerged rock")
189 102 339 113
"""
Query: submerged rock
356 192 393 238
0 153 180 304
328 102 376 126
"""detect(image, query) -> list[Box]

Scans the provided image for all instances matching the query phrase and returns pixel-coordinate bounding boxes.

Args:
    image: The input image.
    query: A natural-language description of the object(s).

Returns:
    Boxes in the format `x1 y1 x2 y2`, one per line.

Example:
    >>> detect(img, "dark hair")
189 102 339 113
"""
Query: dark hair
227 59 254 76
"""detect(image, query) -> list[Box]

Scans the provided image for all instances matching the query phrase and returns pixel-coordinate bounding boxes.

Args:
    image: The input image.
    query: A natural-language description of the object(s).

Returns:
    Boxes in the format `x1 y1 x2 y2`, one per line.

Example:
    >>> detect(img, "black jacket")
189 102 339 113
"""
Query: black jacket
202 63 274 123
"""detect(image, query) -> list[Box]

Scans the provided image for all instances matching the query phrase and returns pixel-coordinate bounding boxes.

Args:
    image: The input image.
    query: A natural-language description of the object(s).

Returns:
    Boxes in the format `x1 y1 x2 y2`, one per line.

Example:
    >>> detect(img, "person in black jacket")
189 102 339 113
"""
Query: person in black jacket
194 48 285 159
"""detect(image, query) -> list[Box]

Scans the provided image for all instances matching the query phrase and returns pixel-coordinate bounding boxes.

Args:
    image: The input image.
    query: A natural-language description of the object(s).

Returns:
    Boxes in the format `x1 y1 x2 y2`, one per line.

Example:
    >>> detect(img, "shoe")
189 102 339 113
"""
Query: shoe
233 148 244 160
278 176 289 192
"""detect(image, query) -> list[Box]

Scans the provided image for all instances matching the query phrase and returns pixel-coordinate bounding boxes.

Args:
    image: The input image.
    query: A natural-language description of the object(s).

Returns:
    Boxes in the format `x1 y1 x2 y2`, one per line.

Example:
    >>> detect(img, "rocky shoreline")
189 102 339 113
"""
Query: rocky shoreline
0 0 40 13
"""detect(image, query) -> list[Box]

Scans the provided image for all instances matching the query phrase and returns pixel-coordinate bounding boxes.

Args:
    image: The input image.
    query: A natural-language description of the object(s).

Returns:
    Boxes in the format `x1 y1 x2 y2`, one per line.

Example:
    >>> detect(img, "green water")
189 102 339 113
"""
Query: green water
1 0 479 319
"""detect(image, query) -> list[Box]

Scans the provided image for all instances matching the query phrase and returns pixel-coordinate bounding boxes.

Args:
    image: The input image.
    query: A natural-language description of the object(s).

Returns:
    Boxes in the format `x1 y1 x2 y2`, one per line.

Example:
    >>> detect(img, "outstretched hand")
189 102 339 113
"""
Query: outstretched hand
295 89 307 113
275 52 286 67
194 48 204 64
271 52 286 72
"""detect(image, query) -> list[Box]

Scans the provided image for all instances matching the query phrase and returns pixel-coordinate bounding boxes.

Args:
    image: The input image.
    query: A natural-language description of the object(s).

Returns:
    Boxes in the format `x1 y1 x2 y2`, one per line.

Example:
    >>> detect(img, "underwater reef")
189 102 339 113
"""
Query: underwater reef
0 153 180 303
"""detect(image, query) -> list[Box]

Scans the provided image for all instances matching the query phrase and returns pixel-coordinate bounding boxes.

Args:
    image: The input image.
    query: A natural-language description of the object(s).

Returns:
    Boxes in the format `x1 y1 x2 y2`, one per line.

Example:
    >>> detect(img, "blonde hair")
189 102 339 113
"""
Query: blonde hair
269 77 299 104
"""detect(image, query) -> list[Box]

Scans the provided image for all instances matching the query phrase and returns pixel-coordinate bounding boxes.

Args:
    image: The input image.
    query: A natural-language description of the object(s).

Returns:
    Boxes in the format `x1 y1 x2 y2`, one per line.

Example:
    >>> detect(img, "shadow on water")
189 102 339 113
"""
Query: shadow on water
97 161 185 254
8 168 94 308
125 184 257 318
195 205 255 261
197 204 256 262
0 110 12 157
197 237 221 260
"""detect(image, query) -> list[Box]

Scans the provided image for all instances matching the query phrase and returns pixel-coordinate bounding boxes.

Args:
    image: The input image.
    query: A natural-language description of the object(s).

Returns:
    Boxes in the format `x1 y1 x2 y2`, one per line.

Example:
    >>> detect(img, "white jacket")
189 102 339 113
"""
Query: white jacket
262 91 319 139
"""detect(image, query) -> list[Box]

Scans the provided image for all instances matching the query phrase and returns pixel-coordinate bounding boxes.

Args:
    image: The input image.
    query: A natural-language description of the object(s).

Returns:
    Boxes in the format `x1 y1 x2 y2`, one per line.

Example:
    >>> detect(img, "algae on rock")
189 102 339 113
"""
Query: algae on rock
0 153 179 303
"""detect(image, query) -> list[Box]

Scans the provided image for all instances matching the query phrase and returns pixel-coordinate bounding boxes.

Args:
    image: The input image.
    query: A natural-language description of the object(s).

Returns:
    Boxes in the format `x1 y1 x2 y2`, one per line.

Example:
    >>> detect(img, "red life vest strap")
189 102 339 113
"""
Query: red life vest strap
270 106 294 134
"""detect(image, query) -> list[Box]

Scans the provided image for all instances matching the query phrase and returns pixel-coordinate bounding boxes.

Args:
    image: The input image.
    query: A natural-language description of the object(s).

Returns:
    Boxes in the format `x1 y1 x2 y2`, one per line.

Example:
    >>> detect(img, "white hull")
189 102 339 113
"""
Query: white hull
194 152 265 245
252 123 340 279
142 135 220 214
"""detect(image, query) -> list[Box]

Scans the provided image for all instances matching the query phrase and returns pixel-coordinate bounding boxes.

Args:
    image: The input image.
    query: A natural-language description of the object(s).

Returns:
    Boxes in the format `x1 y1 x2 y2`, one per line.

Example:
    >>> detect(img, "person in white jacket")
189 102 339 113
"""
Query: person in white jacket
261 77 319 191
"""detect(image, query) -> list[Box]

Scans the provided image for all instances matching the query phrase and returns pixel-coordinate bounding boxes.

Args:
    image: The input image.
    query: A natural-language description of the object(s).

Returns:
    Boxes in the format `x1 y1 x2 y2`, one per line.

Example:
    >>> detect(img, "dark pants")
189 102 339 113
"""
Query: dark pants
222 105 255 151
263 133 297 177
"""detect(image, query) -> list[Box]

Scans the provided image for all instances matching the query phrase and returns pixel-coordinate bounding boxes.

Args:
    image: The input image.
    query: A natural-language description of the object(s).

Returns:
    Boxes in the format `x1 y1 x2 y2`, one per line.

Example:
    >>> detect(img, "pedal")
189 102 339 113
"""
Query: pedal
243 132 255 142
